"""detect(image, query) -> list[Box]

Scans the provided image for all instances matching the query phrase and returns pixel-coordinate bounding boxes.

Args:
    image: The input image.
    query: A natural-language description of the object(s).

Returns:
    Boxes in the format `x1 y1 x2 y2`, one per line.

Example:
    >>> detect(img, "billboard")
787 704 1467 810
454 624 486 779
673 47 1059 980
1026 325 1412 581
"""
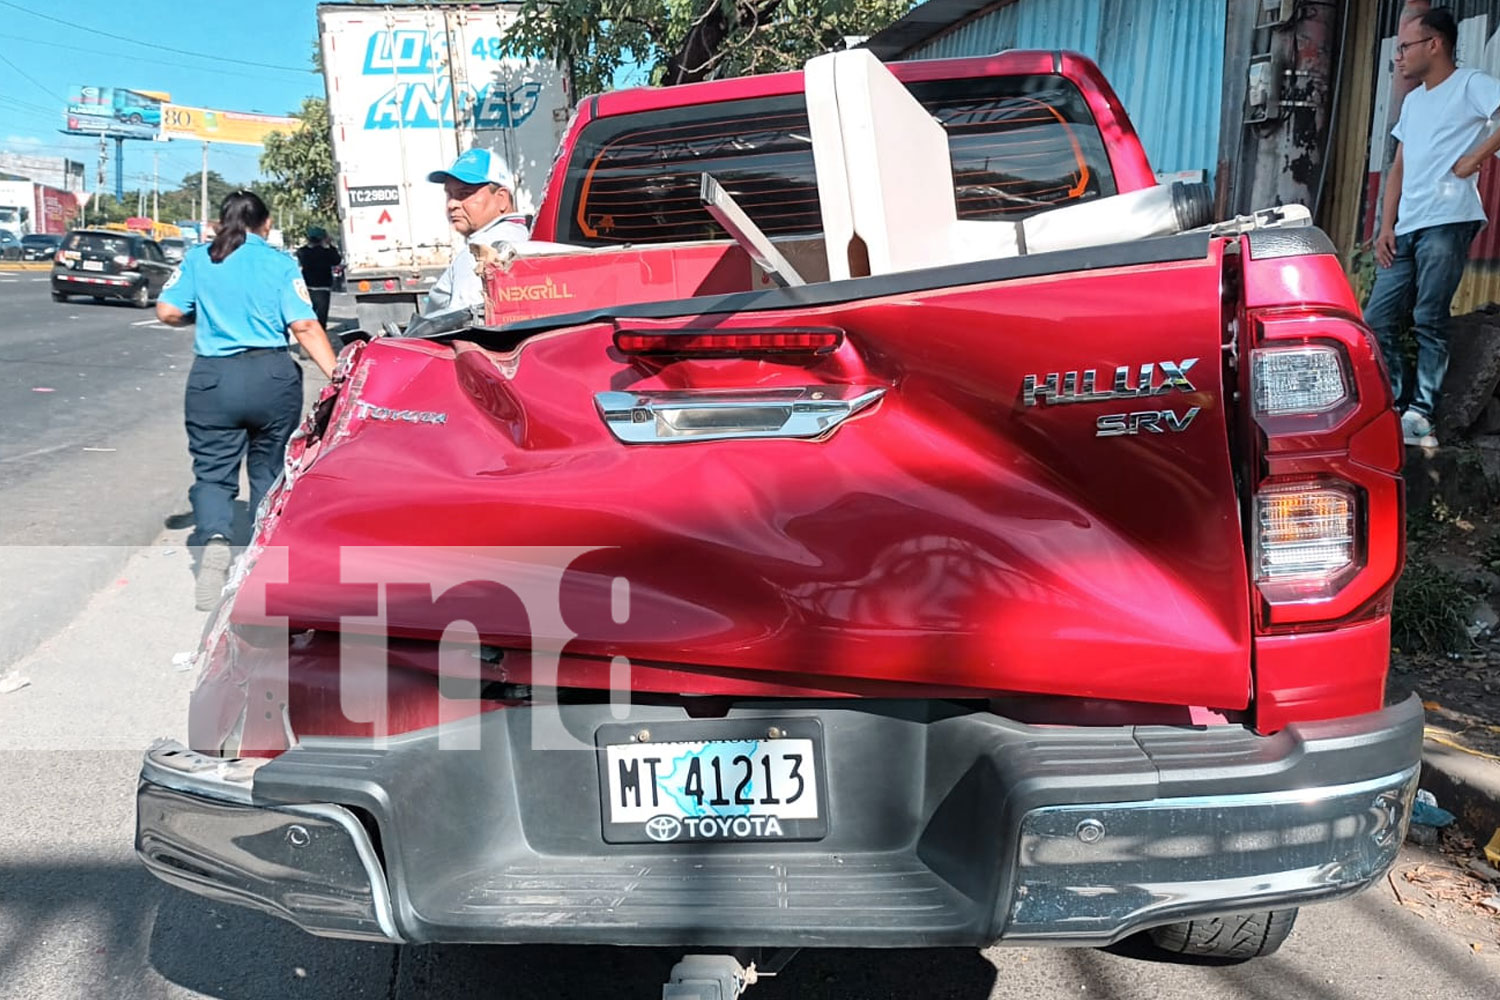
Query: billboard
63 86 168 139
159 104 298 146
34 184 80 235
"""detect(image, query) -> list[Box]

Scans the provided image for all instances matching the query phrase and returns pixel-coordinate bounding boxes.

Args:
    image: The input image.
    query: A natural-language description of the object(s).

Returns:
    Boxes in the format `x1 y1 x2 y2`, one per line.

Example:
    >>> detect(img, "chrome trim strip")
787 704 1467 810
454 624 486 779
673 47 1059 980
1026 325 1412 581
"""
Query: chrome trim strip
137 739 403 943
1005 766 1418 943
141 738 266 805
280 802 403 943
596 385 884 444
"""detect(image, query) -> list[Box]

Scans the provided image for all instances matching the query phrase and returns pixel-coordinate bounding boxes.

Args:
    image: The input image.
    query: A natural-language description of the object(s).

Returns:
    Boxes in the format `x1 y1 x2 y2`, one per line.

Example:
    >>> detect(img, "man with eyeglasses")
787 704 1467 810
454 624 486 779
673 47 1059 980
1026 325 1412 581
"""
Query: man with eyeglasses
423 148 530 316
1365 7 1500 447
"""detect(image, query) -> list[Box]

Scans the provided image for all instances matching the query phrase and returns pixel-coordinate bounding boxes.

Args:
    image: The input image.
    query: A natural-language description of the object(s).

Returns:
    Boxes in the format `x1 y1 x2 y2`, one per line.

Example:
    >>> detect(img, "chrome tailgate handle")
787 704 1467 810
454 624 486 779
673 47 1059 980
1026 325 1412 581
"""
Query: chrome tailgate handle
596 386 884 444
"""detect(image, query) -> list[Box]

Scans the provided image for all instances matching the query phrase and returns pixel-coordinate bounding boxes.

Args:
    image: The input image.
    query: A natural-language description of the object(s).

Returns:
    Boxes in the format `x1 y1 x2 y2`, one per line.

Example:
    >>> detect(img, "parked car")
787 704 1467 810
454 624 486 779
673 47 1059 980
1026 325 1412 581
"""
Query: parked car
51 229 174 307
20 233 63 261
159 237 187 264
0 230 19 260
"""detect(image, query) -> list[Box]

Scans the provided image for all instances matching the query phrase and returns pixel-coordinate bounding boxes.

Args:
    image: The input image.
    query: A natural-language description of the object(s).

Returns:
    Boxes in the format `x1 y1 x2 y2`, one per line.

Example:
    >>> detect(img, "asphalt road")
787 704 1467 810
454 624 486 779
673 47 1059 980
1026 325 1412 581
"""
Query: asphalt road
0 272 197 670
0 272 1498 998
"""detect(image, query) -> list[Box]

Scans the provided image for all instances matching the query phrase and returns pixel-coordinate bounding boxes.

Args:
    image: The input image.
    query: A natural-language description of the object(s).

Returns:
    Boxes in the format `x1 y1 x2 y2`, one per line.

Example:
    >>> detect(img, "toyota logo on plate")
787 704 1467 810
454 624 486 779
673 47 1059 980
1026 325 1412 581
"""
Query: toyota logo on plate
644 815 683 842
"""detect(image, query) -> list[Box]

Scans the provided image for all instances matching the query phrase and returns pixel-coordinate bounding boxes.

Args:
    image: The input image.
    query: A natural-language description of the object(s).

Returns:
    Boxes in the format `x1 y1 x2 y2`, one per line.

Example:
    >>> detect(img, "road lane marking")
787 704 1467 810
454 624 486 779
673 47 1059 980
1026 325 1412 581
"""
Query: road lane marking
130 319 159 326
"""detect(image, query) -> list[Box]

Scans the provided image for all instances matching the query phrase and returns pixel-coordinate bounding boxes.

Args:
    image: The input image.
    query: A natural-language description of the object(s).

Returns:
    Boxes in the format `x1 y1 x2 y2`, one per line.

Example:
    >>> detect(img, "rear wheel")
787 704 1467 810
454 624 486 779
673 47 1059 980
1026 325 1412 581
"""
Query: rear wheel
51 290 69 303
130 282 151 308
1147 909 1298 961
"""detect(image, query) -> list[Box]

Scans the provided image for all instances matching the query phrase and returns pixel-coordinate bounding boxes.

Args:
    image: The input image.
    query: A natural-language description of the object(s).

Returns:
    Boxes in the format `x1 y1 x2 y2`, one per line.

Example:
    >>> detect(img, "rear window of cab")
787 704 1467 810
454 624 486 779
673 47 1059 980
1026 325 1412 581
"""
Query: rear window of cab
559 74 1116 246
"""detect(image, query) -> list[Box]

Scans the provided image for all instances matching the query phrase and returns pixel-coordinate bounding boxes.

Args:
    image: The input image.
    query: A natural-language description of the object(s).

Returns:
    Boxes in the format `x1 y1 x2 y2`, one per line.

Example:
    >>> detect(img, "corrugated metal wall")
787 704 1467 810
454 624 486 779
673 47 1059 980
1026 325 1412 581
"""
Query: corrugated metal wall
902 0 1226 178
1331 0 1500 313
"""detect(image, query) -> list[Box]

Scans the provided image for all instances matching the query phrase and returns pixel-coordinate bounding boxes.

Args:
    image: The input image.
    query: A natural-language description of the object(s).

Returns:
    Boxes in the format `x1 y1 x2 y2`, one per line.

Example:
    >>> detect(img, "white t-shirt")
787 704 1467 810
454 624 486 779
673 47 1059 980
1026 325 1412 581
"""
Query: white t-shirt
424 214 530 314
1393 67 1500 235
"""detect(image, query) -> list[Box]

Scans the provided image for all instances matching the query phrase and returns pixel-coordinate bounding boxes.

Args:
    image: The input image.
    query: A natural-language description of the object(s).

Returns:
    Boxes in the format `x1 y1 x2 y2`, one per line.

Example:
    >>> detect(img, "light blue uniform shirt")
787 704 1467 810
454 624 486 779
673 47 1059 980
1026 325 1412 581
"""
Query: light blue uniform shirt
160 233 317 356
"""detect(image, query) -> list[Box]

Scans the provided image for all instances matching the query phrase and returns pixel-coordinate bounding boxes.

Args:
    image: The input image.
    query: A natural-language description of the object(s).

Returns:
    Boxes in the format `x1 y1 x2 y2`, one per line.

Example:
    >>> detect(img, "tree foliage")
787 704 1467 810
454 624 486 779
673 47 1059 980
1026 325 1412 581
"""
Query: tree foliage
503 0 915 96
258 97 340 238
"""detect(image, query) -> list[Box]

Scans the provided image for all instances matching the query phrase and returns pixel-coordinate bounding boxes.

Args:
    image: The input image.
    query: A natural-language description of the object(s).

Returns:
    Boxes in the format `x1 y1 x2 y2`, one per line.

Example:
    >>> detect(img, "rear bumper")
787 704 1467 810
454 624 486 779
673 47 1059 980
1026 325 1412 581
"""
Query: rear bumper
136 695 1422 948
52 271 142 296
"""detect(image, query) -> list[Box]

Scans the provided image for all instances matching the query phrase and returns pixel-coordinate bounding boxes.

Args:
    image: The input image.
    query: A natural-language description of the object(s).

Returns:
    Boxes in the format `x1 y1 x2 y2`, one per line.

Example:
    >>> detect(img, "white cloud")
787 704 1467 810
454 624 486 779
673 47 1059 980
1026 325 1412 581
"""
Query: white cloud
3 135 45 148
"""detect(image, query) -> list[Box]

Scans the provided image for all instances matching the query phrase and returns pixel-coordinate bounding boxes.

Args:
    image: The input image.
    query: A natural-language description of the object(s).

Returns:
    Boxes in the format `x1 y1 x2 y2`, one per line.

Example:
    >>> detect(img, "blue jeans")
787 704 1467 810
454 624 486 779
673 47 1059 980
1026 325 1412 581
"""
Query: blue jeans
1362 220 1480 417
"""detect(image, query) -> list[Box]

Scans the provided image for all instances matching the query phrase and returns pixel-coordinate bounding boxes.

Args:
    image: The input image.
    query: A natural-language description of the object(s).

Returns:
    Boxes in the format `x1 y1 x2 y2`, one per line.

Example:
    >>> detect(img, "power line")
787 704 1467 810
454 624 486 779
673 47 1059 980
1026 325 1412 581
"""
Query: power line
0 0 314 74
0 93 57 116
0 31 322 86
0 49 65 103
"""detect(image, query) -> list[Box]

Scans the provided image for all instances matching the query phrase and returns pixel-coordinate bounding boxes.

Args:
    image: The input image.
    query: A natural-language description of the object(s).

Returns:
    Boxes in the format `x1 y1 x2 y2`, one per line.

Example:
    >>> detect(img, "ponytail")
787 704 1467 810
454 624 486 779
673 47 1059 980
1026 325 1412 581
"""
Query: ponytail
209 190 270 263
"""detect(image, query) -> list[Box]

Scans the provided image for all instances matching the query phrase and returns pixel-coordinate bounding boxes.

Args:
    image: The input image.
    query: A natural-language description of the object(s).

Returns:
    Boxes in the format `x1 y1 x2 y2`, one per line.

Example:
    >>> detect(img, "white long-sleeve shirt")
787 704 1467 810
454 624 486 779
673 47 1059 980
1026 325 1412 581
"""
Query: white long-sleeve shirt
424 215 530 314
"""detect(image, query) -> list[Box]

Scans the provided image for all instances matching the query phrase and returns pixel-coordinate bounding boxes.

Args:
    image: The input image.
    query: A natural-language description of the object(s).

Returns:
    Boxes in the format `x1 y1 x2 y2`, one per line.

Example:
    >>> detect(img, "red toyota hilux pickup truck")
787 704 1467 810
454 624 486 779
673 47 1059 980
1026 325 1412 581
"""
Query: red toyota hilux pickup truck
136 50 1419 995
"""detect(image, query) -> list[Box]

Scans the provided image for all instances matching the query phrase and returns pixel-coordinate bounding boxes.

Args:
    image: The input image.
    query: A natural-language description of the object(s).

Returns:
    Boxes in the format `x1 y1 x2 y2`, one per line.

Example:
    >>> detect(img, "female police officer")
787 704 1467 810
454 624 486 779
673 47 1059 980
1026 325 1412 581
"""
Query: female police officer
156 191 338 609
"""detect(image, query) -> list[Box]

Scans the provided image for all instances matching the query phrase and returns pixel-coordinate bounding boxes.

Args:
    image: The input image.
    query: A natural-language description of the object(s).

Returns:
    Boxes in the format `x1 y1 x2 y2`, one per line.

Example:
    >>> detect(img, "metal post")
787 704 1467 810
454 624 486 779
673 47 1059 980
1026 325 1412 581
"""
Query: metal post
114 136 124 203
152 148 159 223
200 141 209 239
95 133 107 224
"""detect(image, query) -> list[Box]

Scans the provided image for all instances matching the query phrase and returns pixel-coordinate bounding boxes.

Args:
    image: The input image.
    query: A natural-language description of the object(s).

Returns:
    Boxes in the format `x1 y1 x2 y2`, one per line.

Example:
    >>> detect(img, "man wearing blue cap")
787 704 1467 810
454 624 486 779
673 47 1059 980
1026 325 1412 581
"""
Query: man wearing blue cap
425 148 529 314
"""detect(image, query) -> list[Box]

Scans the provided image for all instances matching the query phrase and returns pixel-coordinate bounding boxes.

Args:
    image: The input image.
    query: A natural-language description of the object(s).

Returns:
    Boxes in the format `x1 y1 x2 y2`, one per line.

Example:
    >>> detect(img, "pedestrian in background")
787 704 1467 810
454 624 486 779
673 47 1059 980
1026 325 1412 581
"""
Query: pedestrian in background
156 191 338 610
295 225 342 329
1364 6 1500 447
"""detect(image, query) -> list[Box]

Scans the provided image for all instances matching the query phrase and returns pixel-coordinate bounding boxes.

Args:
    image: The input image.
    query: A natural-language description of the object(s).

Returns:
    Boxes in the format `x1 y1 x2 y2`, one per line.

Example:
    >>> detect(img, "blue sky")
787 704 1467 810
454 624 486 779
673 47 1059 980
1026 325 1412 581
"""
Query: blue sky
0 0 326 189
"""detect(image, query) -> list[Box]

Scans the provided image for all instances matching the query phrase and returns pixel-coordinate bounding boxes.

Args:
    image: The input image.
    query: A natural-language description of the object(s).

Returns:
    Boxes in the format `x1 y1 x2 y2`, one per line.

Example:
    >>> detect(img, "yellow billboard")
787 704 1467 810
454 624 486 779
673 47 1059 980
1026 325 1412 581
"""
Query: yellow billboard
160 104 299 146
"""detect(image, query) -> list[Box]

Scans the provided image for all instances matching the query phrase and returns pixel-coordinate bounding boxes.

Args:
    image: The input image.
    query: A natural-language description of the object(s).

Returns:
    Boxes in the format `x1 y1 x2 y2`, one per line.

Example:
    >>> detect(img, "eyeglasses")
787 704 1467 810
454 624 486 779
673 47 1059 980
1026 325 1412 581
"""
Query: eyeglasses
1396 36 1436 57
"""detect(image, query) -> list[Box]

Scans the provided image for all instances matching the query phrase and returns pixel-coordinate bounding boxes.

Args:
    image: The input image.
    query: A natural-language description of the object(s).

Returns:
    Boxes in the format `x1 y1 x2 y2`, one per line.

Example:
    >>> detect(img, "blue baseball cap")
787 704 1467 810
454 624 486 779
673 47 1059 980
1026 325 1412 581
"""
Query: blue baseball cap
427 148 514 189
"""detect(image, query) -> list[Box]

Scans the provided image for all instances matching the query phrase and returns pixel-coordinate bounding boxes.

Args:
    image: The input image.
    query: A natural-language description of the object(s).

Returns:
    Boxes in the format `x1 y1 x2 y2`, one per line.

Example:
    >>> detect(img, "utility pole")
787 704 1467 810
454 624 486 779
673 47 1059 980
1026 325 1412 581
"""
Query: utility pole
95 133 107 225
114 136 125 204
200 141 209 239
152 147 160 223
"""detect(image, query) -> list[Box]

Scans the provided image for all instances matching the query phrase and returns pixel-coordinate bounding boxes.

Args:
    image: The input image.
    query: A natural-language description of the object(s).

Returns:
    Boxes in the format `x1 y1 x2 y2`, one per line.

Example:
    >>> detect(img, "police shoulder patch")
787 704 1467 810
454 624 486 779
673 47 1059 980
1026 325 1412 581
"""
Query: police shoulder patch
293 277 312 304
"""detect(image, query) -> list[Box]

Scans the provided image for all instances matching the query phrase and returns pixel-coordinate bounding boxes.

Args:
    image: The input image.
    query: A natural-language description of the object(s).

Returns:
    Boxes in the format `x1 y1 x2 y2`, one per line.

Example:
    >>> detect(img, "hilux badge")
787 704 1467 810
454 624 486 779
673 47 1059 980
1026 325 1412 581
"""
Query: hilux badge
1020 358 1202 437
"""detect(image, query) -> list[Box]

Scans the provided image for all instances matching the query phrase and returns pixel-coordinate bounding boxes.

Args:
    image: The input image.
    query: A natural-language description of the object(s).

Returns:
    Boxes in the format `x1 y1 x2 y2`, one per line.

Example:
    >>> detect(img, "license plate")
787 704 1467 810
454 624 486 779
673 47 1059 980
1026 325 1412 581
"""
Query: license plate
82 260 104 271
597 720 826 844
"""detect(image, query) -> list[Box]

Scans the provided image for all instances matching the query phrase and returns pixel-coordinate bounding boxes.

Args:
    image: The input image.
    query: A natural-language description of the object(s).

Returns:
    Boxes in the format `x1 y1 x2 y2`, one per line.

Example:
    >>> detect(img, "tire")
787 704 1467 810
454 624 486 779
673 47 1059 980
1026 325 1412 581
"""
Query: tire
51 290 68 303
92 296 105 303
1147 909 1298 961
130 282 151 308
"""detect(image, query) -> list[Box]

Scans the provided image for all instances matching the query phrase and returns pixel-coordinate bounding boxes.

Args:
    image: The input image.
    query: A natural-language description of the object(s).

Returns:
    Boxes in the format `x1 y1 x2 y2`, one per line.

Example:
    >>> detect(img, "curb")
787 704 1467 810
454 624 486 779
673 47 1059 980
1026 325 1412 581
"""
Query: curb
1420 734 1500 843
0 262 51 272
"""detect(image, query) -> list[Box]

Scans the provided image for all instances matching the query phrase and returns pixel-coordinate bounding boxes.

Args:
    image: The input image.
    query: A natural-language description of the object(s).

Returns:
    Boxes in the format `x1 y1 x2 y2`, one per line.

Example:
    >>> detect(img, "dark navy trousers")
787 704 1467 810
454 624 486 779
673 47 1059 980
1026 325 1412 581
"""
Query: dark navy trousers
184 349 303 543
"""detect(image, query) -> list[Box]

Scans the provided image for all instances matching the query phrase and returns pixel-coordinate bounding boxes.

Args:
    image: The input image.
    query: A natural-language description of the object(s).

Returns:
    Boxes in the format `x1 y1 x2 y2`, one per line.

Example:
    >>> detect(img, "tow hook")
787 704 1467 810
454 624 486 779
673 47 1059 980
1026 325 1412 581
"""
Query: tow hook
662 950 798 1000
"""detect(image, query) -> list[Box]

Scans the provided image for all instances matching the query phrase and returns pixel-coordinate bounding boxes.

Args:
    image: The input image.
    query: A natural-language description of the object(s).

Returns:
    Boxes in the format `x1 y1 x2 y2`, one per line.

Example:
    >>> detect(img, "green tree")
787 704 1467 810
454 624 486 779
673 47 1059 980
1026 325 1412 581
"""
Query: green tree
178 171 236 213
258 97 339 238
503 0 915 95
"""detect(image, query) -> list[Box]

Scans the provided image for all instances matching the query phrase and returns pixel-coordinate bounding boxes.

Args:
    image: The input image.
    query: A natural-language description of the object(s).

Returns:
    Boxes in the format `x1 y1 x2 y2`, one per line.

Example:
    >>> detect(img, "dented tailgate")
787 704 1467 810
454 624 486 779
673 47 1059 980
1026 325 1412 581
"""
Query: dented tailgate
241 234 1251 711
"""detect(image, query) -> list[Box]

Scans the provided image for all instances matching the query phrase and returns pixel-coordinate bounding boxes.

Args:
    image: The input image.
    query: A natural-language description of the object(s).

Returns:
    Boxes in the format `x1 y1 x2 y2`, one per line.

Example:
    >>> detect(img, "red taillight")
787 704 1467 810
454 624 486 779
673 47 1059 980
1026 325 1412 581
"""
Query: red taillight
1253 480 1360 604
1247 311 1403 627
383 279 397 291
615 328 844 357
53 251 65 265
